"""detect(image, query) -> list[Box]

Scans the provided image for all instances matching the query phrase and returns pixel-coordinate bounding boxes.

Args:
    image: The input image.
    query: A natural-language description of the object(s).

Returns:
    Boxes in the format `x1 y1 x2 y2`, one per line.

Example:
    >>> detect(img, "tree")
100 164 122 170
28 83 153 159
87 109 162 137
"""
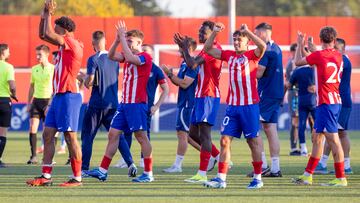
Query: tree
122 0 170 16
0 0 134 17
212 0 360 17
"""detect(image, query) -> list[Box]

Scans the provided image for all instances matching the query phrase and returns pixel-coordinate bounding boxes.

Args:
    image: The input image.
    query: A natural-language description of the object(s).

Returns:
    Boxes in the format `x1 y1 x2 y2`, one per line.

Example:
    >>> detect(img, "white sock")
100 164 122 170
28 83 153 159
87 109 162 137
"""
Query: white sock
319 155 329 168
42 173 51 179
270 157 280 173
300 143 308 153
344 157 351 169
73 176 82 182
303 171 311 177
217 173 226 181
253 173 261 181
144 171 153 176
99 167 108 174
261 152 268 168
197 170 207 176
174 154 184 168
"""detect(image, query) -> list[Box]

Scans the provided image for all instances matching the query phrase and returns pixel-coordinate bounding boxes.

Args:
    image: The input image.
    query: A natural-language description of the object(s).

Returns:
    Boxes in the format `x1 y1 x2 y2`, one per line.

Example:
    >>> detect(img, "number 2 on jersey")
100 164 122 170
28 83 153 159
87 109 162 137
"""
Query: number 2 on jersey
326 62 343 83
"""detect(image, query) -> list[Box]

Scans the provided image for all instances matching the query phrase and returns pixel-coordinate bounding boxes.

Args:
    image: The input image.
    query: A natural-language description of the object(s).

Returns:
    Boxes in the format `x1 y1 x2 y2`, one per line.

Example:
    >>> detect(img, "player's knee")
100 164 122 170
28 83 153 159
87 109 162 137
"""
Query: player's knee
220 136 231 148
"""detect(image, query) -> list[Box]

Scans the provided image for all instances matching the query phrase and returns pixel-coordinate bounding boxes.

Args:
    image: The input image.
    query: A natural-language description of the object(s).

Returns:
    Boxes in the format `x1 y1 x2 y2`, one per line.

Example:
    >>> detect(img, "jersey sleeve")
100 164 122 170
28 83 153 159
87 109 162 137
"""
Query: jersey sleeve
258 51 269 67
245 49 261 61
86 56 96 75
154 64 167 85
30 67 35 83
305 51 319 66
220 50 233 62
138 52 152 66
185 65 199 79
63 35 83 56
7 65 15 81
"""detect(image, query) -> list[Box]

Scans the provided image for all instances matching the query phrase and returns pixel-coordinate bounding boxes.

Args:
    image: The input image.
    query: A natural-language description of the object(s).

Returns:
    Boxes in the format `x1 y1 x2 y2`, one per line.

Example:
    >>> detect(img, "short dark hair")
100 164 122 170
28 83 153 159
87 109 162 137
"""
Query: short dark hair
255 22 272 30
36 44 50 53
126 30 144 40
92 30 105 42
187 37 197 51
202 20 215 31
319 26 337 44
55 16 76 32
0 44 9 55
336 38 346 47
233 30 249 39
290 43 297 52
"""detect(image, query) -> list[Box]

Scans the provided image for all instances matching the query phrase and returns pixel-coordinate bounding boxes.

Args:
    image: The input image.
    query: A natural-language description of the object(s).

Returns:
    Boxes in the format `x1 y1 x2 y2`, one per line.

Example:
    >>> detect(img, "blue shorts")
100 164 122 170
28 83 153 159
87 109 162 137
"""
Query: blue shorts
338 106 352 130
259 98 282 123
176 106 192 132
221 104 260 139
191 97 220 126
45 93 82 132
314 104 340 133
111 103 148 133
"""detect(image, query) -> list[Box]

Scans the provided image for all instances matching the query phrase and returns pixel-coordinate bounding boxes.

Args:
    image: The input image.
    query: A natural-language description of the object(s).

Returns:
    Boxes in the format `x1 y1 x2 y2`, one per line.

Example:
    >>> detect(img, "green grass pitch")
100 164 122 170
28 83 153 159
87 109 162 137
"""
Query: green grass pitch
0 131 359 203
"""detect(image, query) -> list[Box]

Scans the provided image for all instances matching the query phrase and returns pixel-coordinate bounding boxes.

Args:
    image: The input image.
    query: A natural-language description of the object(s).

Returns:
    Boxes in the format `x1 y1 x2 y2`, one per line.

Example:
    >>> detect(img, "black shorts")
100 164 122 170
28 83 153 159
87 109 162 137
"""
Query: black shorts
30 98 50 121
0 97 11 127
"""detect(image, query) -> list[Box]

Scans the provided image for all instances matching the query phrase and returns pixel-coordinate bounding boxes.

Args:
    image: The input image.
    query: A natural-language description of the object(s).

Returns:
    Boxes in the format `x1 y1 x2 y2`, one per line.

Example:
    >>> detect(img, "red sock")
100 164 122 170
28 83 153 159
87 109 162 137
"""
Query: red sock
334 162 345 178
199 150 211 171
305 156 320 174
218 162 228 174
70 158 82 178
252 161 263 175
42 165 53 175
211 144 220 157
100 156 112 170
144 157 152 172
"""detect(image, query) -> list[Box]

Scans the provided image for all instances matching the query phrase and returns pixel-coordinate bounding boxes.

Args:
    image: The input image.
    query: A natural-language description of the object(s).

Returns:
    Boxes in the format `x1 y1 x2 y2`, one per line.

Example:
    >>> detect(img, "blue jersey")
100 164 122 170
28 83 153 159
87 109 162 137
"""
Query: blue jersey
87 51 119 109
146 63 166 109
289 66 316 108
177 61 199 108
258 41 284 99
339 55 352 108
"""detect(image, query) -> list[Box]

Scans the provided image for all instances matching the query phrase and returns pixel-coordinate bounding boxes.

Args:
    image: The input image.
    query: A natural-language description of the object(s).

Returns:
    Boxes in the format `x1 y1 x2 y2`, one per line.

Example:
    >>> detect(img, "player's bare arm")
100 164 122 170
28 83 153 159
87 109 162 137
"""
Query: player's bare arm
108 30 125 62
8 80 17 102
204 23 224 59
27 83 35 111
116 20 143 65
161 64 195 89
295 31 308 66
150 82 169 115
41 1 65 46
241 24 266 58
174 33 204 69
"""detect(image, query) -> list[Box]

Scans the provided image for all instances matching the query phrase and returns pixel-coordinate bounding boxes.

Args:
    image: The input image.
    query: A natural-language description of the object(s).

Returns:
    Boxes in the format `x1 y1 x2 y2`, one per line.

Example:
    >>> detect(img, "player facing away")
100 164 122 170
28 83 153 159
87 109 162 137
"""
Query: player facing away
0 44 17 168
315 38 353 175
175 21 222 183
292 27 347 186
80 31 137 177
27 45 54 165
202 23 266 189
87 20 154 183
115 44 169 169
26 1 84 187
250 22 284 177
161 36 201 173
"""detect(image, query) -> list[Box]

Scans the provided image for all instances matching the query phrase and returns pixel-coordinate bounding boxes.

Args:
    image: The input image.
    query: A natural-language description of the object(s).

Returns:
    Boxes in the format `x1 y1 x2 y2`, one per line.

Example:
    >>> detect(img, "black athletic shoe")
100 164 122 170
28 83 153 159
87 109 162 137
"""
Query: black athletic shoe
289 150 301 156
27 157 38 165
246 166 270 177
65 158 71 165
263 170 282 177
0 160 6 168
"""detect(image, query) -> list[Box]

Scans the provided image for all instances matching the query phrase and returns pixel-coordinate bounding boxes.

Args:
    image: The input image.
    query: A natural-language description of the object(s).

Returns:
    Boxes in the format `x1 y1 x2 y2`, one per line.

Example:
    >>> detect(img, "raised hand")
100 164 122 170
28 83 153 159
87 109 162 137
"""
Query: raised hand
44 0 57 15
214 22 225 33
307 36 317 52
297 31 306 46
115 20 127 42
239 24 249 33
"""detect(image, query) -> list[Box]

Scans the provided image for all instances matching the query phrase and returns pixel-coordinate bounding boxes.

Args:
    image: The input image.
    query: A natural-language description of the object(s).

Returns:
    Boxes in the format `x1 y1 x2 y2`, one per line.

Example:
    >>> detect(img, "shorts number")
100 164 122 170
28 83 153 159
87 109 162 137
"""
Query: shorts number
222 116 230 126
326 62 343 83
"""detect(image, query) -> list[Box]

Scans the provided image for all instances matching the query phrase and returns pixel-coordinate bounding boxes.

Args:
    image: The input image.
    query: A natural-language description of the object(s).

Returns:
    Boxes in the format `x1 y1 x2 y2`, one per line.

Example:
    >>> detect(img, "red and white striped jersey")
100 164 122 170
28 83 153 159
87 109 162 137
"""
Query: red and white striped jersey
195 42 223 98
306 48 343 105
220 49 260 106
121 52 152 104
53 35 83 94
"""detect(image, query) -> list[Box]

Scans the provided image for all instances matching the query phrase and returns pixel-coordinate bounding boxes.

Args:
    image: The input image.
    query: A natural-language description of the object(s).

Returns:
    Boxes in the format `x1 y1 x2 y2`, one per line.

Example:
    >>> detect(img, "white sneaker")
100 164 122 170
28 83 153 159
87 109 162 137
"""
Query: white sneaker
301 151 308 157
114 158 127 168
139 158 144 168
163 165 182 173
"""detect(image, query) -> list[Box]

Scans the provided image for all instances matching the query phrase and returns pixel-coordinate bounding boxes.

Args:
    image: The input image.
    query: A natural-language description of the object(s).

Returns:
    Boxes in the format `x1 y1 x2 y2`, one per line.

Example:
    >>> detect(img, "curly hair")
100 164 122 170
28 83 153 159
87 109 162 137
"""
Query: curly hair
319 26 337 44
55 16 76 32
202 20 215 31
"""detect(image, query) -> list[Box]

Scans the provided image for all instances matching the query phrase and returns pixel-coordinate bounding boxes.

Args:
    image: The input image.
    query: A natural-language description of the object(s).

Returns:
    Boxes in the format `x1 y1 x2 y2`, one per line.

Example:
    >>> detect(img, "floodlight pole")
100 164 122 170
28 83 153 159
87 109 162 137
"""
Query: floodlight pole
229 0 236 44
